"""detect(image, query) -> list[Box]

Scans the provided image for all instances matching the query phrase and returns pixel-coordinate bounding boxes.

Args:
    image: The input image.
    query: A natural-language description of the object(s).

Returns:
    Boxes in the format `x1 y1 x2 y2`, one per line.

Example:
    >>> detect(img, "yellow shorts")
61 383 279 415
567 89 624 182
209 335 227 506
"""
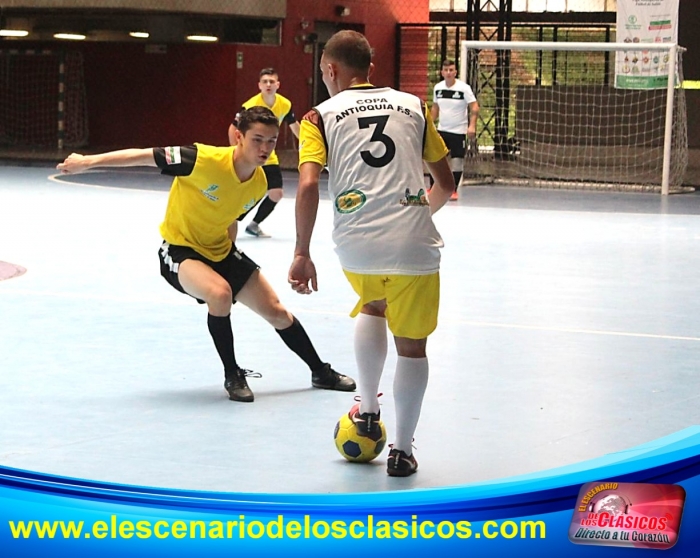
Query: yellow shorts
343 271 440 339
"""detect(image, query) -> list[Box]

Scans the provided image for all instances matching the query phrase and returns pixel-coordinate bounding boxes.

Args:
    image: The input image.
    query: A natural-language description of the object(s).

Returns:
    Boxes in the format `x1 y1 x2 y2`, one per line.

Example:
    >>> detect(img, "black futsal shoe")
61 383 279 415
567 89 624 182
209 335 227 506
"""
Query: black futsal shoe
348 402 382 440
311 363 356 392
387 448 418 477
224 369 260 402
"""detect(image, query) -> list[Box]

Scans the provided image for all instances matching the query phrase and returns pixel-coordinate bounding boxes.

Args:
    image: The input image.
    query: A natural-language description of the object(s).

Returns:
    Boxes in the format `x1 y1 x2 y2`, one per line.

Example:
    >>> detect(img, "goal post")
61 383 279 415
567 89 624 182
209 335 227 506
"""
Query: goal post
459 40 688 194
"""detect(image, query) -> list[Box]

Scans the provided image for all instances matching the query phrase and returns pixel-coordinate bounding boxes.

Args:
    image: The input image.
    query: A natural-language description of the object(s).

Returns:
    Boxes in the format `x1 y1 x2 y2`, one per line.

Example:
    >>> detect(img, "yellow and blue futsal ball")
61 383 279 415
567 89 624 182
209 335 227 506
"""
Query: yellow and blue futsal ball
333 412 387 463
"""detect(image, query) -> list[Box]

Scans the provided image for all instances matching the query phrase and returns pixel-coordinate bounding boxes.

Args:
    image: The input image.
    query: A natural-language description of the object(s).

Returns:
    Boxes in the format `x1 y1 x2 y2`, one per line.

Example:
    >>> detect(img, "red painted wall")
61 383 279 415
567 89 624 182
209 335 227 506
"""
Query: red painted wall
83 43 238 147
13 0 429 149
230 0 430 142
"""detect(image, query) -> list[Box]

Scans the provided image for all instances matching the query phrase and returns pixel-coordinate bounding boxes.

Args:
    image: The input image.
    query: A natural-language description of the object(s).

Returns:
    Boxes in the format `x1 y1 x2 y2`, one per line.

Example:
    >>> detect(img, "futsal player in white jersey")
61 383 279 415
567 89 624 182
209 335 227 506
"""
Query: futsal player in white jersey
431 59 480 200
288 30 456 476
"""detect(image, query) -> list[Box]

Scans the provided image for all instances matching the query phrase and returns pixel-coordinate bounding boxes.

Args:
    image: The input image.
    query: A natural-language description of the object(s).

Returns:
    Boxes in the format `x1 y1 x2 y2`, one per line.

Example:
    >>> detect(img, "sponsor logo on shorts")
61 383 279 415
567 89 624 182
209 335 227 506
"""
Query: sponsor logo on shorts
159 243 179 273
335 189 366 214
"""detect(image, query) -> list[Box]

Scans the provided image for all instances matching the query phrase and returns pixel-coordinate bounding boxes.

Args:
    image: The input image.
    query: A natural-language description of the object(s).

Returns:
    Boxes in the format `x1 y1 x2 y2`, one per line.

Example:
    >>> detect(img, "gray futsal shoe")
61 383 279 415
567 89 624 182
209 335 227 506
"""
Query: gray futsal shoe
311 363 356 392
224 368 260 402
244 222 271 238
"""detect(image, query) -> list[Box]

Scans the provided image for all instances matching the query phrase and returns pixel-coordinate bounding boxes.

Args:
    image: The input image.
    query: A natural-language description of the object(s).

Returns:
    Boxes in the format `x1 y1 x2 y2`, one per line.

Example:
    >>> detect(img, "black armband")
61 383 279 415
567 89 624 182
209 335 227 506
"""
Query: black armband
153 145 198 176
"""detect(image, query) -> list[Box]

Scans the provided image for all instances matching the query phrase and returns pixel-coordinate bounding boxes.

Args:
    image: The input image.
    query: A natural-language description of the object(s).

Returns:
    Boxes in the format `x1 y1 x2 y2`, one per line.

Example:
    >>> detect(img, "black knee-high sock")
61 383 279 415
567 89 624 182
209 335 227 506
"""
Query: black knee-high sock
453 171 462 190
207 314 238 377
275 316 324 371
252 196 277 225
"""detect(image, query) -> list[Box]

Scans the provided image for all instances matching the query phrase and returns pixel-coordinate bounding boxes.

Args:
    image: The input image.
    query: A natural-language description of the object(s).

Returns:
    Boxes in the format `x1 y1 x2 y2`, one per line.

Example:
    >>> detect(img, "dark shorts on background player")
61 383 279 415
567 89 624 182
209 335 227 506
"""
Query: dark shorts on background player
158 242 259 304
262 165 283 190
438 130 466 159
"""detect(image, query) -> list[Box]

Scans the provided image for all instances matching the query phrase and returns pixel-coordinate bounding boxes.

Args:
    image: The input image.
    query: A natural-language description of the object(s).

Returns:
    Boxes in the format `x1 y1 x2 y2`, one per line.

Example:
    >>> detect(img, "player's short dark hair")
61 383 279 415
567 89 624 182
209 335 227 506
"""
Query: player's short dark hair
237 106 279 133
323 30 371 73
259 68 278 79
442 59 456 68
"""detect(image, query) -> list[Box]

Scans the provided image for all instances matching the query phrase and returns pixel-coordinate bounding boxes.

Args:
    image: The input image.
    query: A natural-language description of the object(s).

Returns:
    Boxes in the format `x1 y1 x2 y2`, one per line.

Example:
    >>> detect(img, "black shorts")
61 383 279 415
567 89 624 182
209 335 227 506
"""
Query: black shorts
439 131 466 159
158 242 259 304
262 164 283 190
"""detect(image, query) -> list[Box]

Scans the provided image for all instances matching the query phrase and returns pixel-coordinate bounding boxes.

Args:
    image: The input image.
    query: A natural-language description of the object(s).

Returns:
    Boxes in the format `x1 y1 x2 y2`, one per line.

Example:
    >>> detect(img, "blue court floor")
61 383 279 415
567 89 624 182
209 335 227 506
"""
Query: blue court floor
1 164 700 494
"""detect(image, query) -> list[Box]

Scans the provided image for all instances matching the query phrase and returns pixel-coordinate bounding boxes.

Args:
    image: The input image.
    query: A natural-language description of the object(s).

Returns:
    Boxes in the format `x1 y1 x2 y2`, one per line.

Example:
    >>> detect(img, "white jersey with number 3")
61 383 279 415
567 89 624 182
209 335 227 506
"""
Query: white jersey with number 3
313 86 443 275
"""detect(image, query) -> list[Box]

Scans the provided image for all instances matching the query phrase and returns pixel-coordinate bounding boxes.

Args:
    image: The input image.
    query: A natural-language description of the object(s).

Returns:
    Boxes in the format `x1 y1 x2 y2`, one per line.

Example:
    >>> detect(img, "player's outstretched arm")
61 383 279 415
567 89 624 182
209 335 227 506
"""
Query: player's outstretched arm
289 161 322 295
427 156 456 214
56 148 157 174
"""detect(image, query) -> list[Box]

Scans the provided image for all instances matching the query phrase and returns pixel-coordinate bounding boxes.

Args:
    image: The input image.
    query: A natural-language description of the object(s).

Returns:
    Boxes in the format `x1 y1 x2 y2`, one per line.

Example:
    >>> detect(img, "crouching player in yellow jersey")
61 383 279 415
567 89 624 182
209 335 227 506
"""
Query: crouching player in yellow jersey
57 106 355 403
288 31 456 476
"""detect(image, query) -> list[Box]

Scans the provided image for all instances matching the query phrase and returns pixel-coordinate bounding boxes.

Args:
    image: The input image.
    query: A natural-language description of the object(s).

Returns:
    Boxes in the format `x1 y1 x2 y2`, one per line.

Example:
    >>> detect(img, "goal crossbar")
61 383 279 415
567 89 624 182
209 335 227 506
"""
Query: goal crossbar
462 41 679 52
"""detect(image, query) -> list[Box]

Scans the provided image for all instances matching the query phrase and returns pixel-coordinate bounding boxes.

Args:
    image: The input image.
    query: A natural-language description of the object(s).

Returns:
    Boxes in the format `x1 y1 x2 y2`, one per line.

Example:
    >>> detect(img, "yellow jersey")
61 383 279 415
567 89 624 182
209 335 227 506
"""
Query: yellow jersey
240 93 295 166
158 143 266 261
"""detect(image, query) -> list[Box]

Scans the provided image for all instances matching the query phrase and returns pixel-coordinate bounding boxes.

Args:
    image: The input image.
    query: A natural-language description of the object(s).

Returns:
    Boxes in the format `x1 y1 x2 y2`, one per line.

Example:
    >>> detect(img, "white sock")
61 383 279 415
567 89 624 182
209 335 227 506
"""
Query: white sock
354 314 387 415
393 356 429 455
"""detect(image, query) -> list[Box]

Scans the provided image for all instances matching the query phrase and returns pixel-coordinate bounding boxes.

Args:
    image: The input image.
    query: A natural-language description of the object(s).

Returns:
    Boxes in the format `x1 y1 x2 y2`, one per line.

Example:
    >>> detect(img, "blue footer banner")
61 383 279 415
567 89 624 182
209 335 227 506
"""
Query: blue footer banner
2 426 700 556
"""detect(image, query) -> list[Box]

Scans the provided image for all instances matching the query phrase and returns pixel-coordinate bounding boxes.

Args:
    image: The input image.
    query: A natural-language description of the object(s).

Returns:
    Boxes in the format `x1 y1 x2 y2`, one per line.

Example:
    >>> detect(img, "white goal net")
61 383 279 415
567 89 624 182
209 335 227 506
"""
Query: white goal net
460 41 688 194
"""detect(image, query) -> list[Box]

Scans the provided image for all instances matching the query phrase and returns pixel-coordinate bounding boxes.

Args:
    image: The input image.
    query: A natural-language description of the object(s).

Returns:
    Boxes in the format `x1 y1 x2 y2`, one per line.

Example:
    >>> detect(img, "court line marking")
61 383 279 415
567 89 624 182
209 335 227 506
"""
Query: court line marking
46 171 335 199
437 318 700 343
47 171 170 193
2 287 699 343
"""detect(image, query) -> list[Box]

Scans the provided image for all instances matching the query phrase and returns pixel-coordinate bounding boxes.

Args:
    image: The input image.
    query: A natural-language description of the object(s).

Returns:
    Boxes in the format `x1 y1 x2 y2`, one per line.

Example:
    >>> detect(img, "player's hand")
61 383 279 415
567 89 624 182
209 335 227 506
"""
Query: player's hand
466 136 478 158
288 255 318 295
56 153 89 174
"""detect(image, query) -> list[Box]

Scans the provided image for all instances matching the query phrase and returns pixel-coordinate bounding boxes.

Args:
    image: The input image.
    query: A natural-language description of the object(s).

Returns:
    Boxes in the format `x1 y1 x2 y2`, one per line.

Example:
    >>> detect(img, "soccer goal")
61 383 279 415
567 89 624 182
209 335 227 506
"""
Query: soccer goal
0 49 88 151
460 41 688 194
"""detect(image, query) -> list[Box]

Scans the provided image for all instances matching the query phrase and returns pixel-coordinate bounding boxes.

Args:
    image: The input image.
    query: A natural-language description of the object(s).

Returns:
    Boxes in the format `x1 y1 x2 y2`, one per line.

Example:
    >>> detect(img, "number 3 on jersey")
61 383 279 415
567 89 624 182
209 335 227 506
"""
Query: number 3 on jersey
358 115 396 168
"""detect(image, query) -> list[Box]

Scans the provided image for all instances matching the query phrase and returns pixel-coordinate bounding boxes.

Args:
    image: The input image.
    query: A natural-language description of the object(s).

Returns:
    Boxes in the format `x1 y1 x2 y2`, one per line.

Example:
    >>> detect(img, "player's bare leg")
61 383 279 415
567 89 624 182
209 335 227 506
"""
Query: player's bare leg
236 270 356 391
178 259 254 402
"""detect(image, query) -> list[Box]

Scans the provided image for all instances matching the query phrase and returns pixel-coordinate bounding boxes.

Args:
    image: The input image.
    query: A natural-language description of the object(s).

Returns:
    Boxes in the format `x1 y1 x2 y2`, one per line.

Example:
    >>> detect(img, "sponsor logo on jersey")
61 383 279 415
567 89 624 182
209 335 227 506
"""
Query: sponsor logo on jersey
164 146 181 165
243 198 257 211
200 184 219 202
436 90 465 100
335 189 366 214
400 187 429 207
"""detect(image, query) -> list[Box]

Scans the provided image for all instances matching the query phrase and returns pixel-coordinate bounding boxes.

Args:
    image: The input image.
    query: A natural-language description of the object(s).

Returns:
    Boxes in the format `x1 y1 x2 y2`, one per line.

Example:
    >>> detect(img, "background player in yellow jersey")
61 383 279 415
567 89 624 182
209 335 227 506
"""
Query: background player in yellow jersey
288 31 456 476
228 68 301 238
58 106 355 403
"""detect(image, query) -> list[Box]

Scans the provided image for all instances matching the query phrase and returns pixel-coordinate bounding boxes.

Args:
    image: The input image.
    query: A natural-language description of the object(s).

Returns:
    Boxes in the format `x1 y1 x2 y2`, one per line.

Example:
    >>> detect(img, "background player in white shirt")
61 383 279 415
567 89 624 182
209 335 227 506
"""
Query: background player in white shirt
431 59 480 200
